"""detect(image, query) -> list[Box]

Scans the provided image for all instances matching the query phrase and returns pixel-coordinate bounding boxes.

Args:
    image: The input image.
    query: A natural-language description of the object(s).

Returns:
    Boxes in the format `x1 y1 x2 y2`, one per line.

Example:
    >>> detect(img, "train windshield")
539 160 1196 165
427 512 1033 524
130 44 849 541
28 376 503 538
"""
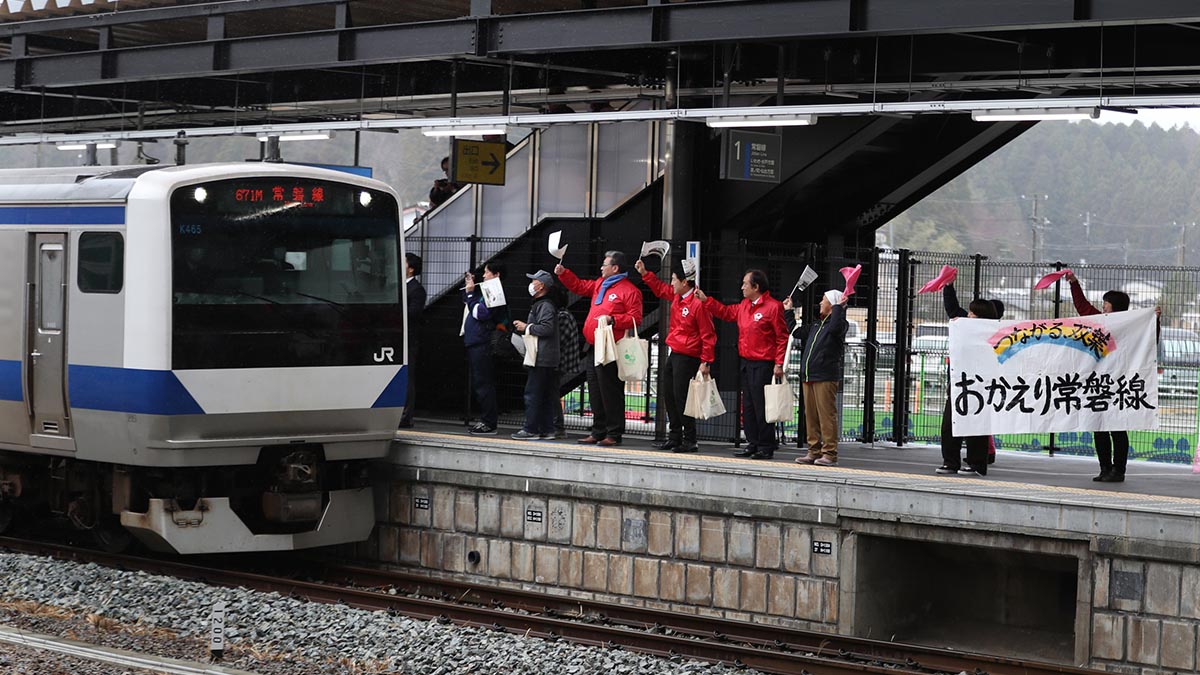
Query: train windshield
170 177 403 369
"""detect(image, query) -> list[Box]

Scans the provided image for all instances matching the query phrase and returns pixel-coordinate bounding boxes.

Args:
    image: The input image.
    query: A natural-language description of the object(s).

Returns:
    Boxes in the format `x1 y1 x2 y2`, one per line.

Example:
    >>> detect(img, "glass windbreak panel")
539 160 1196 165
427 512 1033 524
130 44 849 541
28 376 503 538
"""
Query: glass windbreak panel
481 142 531 237
78 232 124 293
595 121 650 214
171 178 403 369
537 124 589 218
39 245 64 332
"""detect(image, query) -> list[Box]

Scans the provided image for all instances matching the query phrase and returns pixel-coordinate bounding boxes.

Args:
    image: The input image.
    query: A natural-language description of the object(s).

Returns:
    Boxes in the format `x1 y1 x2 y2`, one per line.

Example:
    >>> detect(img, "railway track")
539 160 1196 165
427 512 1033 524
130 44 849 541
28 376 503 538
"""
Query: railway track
0 536 1101 675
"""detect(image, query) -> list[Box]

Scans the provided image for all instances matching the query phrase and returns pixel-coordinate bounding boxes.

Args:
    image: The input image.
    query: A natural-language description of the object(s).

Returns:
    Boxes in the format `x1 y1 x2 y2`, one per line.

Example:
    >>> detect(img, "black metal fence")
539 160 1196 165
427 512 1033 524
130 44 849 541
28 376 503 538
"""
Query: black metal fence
409 234 1200 465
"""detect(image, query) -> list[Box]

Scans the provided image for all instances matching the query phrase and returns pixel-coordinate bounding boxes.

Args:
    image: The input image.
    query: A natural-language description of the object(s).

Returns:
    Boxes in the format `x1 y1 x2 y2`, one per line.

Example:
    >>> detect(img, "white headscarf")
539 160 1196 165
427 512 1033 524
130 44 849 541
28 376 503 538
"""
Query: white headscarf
824 289 845 305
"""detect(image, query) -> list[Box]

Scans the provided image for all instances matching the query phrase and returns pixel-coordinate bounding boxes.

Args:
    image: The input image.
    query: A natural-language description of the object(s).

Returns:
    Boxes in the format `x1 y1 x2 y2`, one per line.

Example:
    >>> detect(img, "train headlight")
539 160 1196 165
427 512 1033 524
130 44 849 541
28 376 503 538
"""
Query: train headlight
359 191 372 207
193 187 208 203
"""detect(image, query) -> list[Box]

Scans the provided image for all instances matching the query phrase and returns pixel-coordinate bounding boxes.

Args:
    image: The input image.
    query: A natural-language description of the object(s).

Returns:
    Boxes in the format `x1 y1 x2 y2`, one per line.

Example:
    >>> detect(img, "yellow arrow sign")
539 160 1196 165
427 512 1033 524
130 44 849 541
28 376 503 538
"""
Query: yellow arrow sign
452 139 507 186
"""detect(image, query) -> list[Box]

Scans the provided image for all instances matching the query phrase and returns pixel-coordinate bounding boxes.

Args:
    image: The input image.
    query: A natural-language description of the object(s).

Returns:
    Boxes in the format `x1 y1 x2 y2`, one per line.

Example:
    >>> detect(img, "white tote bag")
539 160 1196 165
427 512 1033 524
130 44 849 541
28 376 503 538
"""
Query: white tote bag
764 376 795 423
522 333 539 367
685 373 726 420
594 318 617 366
684 373 705 418
616 324 650 382
699 374 726 419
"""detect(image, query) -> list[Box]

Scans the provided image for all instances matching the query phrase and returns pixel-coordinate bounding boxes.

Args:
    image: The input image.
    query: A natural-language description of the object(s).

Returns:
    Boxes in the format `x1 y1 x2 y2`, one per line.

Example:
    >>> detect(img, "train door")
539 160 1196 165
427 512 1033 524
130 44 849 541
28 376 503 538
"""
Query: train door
26 233 72 447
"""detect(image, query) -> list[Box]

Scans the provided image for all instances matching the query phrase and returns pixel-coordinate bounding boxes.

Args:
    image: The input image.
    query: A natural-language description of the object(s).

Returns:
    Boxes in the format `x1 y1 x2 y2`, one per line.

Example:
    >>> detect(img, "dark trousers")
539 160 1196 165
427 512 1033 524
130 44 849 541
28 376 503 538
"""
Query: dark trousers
1095 431 1130 476
741 359 777 452
662 352 701 444
466 343 498 428
523 366 558 435
940 398 988 473
399 341 418 426
586 357 625 441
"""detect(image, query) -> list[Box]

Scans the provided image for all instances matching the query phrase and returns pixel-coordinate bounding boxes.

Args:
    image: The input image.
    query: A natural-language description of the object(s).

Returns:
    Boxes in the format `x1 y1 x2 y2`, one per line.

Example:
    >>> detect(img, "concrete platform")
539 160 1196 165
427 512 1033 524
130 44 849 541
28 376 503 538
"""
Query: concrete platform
398 420 1200 502
377 422 1200 670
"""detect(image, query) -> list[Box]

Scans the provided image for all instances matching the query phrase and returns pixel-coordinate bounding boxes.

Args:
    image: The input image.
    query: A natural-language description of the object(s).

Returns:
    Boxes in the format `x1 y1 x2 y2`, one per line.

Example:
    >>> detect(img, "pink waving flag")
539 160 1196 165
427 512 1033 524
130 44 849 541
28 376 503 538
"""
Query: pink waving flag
841 264 862 297
917 265 957 294
1034 269 1073 290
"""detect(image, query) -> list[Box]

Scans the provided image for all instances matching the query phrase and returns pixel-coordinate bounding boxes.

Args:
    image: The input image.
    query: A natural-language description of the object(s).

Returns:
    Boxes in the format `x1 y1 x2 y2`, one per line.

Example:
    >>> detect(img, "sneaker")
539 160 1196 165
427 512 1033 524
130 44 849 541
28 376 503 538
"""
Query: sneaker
538 433 555 440
935 466 959 475
957 466 981 476
794 456 818 465
814 457 837 466
511 430 539 440
470 423 497 436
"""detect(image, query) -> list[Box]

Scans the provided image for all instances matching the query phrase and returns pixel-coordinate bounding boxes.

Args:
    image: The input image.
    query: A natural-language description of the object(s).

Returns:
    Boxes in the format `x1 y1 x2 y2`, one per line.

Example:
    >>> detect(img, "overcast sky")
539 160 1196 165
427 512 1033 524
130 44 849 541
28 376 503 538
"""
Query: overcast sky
1091 108 1200 130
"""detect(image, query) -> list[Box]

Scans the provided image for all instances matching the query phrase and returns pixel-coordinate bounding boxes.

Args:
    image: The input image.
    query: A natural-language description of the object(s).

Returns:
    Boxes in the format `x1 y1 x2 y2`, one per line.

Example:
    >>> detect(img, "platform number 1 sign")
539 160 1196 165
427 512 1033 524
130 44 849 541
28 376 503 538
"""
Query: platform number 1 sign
720 130 781 184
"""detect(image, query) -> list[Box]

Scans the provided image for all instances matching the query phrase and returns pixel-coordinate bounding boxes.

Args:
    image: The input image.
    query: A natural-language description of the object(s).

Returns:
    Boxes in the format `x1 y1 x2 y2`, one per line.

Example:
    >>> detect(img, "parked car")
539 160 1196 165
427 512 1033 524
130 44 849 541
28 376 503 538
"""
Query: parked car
1159 328 1200 400
915 322 950 339
910 331 948 378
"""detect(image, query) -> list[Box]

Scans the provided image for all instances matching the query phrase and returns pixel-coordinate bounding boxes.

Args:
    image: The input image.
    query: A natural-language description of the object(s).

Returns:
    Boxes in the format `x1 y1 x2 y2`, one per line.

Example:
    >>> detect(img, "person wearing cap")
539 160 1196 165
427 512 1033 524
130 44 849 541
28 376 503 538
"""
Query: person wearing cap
555 251 643 447
635 256 716 453
512 270 561 440
784 289 849 466
696 269 788 460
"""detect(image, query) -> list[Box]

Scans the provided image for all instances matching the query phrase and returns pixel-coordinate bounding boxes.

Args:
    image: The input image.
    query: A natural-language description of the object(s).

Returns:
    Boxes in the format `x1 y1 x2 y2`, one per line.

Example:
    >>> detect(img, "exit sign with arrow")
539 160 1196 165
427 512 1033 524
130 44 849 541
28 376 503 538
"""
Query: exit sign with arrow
452 139 508 186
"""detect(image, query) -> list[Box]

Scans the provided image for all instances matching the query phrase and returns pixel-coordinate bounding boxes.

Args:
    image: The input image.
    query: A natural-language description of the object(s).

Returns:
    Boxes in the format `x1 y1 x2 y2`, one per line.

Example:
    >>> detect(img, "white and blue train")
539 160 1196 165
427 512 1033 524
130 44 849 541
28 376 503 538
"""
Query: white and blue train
0 162 408 554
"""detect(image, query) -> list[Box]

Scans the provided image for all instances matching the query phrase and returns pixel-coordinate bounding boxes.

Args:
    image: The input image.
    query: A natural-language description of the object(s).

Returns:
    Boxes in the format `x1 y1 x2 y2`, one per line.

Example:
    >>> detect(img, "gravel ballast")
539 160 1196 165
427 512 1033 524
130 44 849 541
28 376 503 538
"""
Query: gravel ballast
0 552 764 675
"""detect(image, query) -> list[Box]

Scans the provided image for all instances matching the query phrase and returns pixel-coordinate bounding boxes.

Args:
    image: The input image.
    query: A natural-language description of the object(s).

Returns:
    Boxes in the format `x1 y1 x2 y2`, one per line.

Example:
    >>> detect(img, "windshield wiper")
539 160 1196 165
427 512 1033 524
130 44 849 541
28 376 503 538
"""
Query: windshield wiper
296 292 346 310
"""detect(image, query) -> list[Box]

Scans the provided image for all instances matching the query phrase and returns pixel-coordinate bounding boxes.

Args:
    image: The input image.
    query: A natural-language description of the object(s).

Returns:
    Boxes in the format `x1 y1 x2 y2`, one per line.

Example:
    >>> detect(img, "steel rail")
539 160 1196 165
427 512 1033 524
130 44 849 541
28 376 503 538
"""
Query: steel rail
0 537 1103 675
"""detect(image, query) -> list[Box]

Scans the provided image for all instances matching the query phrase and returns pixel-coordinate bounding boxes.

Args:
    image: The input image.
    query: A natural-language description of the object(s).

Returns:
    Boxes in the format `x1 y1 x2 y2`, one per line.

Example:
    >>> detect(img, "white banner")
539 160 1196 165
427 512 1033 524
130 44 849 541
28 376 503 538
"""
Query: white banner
949 309 1159 436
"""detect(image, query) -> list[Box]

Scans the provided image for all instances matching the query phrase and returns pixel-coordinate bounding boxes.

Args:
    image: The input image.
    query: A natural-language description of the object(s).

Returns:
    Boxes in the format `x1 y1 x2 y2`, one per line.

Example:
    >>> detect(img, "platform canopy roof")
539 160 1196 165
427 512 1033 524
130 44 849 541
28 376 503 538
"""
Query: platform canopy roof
5 0 1200 140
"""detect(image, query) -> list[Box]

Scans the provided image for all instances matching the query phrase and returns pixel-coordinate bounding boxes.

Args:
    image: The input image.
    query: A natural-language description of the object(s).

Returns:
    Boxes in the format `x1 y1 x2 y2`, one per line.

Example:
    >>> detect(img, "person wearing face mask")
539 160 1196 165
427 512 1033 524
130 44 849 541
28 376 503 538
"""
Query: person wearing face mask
635 256 716 454
511 270 561 440
784 289 849 466
696 270 788 460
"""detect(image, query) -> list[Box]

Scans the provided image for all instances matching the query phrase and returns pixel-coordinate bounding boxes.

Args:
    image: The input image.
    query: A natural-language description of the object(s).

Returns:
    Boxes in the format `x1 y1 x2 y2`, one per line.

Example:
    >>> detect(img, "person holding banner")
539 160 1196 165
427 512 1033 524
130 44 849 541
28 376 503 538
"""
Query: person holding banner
936 295 998 476
785 290 849 466
635 257 716 453
1064 272 1159 482
697 270 788 460
556 251 643 447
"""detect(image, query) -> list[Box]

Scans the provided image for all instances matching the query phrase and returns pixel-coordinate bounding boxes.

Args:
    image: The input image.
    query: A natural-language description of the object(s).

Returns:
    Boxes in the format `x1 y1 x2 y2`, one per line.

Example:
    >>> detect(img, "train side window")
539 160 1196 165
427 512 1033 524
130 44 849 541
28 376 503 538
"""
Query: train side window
78 232 124 293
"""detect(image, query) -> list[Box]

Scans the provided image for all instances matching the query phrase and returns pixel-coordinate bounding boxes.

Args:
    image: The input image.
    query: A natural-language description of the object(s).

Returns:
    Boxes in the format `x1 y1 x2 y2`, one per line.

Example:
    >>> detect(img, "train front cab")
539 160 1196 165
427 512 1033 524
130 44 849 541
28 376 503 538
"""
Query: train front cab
116 169 408 554
0 166 408 554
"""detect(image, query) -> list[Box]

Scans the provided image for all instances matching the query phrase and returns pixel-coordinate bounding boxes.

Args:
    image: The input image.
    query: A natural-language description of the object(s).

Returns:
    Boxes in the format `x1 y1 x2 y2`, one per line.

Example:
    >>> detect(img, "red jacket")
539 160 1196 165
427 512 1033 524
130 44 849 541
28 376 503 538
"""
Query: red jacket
642 271 717 362
705 291 788 364
1068 279 1101 317
558 268 643 345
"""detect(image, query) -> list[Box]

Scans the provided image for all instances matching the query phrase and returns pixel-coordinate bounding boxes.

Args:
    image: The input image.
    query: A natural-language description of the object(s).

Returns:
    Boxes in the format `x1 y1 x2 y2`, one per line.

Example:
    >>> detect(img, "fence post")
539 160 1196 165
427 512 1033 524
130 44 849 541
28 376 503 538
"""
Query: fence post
1046 260 1065 457
972 253 984 300
861 247 881 442
464 234 482 425
892 248 913 445
733 238 748 447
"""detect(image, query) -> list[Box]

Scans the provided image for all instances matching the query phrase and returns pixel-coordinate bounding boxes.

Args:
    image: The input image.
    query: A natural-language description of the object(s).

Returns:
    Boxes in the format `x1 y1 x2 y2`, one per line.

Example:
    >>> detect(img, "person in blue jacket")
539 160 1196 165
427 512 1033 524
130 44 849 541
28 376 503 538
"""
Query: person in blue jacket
462 261 512 435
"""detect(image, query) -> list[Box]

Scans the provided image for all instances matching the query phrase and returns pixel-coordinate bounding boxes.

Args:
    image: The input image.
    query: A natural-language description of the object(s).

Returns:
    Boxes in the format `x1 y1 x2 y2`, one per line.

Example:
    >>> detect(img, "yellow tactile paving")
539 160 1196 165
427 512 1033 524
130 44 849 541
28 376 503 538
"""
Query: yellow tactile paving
395 430 1200 507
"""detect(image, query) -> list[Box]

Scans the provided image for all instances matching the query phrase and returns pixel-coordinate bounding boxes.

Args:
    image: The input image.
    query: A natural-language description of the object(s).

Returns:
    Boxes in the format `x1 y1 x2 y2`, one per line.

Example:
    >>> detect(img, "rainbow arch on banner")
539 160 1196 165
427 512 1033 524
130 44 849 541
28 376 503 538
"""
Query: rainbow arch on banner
987 319 1116 364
